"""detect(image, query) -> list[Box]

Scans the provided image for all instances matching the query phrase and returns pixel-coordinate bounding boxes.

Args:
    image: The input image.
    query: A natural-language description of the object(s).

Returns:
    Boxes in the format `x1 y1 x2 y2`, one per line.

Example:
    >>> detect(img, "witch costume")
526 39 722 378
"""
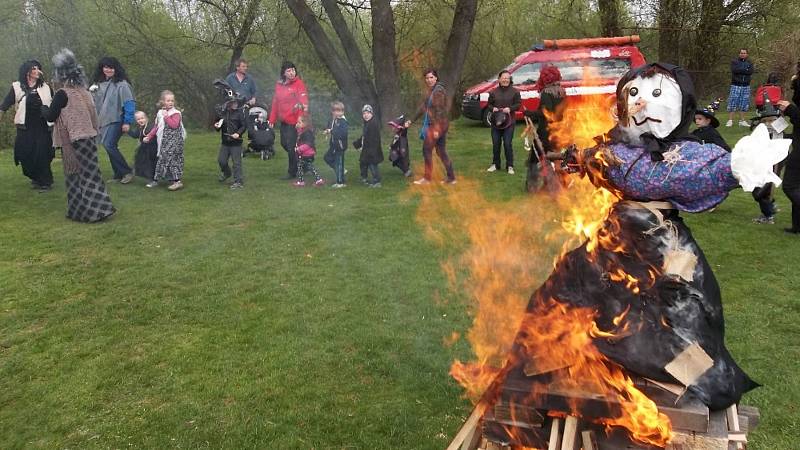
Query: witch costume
128 119 158 180
44 49 115 223
0 60 55 190
505 63 788 410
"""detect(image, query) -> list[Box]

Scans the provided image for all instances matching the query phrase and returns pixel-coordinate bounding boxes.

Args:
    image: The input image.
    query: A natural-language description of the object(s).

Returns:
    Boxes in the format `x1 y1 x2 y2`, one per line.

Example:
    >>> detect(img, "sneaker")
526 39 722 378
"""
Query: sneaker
413 178 430 185
30 181 42 190
487 164 497 172
404 170 413 177
145 181 158 188
344 169 349 175
738 120 750 127
508 167 515 175
167 181 183 191
314 179 325 187
441 179 457 185
120 173 134 184
293 180 305 187
37 184 53 193
219 172 231 183
752 215 775 224
260 151 268 160
230 182 244 190
370 182 382 188
331 183 342 188
361 178 370 185
725 119 733 127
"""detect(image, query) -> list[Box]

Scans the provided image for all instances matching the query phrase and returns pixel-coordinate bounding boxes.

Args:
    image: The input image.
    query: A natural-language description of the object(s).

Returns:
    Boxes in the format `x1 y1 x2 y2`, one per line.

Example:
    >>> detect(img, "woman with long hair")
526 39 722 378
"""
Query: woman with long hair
89 56 136 183
44 49 115 222
407 68 456 185
0 59 55 191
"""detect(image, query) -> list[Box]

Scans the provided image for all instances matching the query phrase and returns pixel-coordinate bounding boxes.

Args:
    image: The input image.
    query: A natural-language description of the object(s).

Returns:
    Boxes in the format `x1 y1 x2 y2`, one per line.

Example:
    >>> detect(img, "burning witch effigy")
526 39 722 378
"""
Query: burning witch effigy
447 63 789 449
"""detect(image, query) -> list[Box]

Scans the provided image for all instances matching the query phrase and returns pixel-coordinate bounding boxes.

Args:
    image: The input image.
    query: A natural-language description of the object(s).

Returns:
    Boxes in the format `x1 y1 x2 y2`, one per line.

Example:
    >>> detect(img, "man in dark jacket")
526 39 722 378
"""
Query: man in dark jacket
726 48 755 127
215 99 247 189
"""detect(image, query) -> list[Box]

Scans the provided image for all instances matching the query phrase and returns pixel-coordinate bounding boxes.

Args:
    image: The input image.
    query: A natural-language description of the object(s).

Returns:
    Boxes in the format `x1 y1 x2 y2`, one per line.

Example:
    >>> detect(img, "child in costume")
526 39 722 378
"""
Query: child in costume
323 101 349 188
214 97 246 189
353 104 383 187
387 115 412 178
293 114 323 187
691 101 730 152
128 111 158 182
748 96 788 224
143 90 186 191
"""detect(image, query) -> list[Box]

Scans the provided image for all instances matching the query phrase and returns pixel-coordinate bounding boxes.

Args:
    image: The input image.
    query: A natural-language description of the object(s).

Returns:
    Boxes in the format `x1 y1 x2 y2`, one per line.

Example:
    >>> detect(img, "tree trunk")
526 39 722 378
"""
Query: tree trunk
321 0 379 115
226 0 262 74
687 0 725 96
438 0 479 113
284 0 372 113
597 0 623 37
370 0 402 121
657 0 682 65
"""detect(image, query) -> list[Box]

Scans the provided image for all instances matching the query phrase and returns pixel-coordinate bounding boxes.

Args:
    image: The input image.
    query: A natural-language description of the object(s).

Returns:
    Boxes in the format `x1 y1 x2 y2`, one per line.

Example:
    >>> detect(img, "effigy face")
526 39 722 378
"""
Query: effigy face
621 73 682 139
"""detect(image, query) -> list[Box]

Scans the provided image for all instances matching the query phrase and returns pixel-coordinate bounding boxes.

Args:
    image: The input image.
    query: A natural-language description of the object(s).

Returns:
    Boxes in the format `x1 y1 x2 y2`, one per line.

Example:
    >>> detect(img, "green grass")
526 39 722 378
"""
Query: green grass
0 120 797 449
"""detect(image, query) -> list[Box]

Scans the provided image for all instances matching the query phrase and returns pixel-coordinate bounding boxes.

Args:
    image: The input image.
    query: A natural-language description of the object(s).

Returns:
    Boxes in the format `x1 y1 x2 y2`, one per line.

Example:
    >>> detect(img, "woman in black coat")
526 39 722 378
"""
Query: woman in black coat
487 70 521 174
778 99 800 233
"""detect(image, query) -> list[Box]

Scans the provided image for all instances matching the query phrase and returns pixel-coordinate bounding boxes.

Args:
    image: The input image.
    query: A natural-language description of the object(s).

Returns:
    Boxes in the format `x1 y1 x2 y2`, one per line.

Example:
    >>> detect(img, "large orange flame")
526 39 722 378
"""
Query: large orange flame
418 72 673 447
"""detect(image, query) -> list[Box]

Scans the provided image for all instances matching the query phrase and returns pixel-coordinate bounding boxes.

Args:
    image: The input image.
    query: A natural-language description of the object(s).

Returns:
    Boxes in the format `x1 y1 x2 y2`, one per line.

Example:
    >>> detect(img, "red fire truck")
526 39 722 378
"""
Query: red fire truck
461 36 647 125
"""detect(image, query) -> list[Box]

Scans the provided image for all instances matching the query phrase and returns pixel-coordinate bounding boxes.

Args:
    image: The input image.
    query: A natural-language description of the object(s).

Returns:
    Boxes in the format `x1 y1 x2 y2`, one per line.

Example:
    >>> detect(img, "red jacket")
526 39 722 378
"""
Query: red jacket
268 77 308 126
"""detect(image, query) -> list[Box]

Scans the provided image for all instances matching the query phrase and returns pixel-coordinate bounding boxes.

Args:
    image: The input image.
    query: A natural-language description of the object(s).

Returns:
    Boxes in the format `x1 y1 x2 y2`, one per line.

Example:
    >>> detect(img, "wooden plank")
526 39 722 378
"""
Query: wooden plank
561 416 580 450
548 417 562 450
446 401 489 450
500 380 709 432
725 404 743 450
664 342 714 387
580 430 599 450
460 415 483 450
737 405 760 431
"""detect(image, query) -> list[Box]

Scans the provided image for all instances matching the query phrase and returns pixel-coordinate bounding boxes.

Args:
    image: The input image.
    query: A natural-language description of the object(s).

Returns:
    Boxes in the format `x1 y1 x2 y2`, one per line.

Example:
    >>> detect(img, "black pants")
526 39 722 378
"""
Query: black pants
783 164 800 230
491 124 514 169
280 122 298 177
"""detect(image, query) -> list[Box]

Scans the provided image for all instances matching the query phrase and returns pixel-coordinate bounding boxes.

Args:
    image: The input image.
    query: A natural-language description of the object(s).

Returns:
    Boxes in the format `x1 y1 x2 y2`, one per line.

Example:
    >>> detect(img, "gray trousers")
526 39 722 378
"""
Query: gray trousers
218 144 243 184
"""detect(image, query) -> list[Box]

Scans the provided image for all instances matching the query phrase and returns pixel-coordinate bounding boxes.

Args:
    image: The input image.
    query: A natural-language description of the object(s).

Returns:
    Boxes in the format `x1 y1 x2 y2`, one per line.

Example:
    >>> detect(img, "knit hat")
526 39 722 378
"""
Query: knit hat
362 104 374 114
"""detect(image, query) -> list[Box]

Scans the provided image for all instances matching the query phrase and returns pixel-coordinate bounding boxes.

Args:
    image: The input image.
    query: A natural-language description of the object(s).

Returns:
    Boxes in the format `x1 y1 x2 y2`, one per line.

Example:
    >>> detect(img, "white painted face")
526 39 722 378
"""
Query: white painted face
621 73 683 139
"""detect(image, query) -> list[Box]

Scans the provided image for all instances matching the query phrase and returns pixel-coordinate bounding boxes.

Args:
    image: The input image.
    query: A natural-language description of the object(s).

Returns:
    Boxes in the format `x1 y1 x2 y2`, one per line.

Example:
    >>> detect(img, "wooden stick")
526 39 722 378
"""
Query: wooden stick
581 430 598 450
446 401 489 450
548 417 562 450
726 404 743 450
561 416 580 450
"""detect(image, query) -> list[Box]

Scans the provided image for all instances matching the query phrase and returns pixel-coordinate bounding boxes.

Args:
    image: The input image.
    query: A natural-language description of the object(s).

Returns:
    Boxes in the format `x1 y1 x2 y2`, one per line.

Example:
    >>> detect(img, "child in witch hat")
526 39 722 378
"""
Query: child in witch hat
749 92 787 224
692 99 731 152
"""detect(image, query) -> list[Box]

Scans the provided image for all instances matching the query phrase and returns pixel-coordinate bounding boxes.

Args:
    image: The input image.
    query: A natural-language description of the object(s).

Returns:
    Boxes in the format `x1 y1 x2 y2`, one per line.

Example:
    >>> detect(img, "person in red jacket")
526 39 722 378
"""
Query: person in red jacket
269 61 309 179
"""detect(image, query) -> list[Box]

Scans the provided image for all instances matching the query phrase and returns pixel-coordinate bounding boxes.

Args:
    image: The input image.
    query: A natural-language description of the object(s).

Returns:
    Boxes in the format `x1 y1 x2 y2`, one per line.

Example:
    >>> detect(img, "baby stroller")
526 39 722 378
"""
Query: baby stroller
247 106 275 160
387 115 412 177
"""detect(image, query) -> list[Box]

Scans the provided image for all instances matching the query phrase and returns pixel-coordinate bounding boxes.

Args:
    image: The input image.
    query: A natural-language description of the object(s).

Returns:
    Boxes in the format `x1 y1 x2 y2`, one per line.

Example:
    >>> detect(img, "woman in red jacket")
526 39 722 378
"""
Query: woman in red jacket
269 61 309 179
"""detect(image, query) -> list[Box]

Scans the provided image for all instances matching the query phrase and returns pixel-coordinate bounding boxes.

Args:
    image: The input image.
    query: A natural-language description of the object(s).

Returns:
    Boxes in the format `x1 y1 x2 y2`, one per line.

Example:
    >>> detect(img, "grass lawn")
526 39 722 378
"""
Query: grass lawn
1 119 798 449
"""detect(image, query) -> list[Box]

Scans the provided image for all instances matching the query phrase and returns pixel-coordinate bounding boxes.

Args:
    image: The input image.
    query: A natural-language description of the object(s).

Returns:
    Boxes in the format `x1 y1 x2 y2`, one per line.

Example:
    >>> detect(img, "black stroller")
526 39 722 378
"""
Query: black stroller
387 115 412 177
246 106 275 160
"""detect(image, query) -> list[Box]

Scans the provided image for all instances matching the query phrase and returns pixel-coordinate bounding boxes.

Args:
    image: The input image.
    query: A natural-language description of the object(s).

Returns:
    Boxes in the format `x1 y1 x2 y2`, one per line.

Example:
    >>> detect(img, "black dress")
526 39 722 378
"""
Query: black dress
128 123 158 180
0 85 55 188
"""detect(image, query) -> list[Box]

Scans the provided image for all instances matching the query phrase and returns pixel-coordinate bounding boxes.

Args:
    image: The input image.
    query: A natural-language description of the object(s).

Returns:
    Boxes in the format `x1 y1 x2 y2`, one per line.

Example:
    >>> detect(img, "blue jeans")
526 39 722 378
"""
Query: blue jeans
491 124 515 169
333 152 345 184
100 123 132 179
360 161 381 184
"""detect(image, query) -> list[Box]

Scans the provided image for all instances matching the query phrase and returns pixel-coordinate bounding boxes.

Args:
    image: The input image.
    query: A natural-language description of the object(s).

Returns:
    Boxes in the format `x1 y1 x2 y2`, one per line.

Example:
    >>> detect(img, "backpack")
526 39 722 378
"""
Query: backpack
754 85 782 107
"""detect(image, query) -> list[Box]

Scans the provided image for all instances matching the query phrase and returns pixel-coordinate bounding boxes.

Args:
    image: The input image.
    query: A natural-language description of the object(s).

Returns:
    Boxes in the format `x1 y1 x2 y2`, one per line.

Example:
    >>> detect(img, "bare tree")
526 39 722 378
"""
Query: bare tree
597 0 623 37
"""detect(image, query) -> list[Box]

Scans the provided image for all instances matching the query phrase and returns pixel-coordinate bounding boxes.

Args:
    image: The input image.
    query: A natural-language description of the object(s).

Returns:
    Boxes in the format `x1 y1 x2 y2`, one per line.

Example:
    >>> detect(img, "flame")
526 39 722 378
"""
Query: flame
416 71 674 447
